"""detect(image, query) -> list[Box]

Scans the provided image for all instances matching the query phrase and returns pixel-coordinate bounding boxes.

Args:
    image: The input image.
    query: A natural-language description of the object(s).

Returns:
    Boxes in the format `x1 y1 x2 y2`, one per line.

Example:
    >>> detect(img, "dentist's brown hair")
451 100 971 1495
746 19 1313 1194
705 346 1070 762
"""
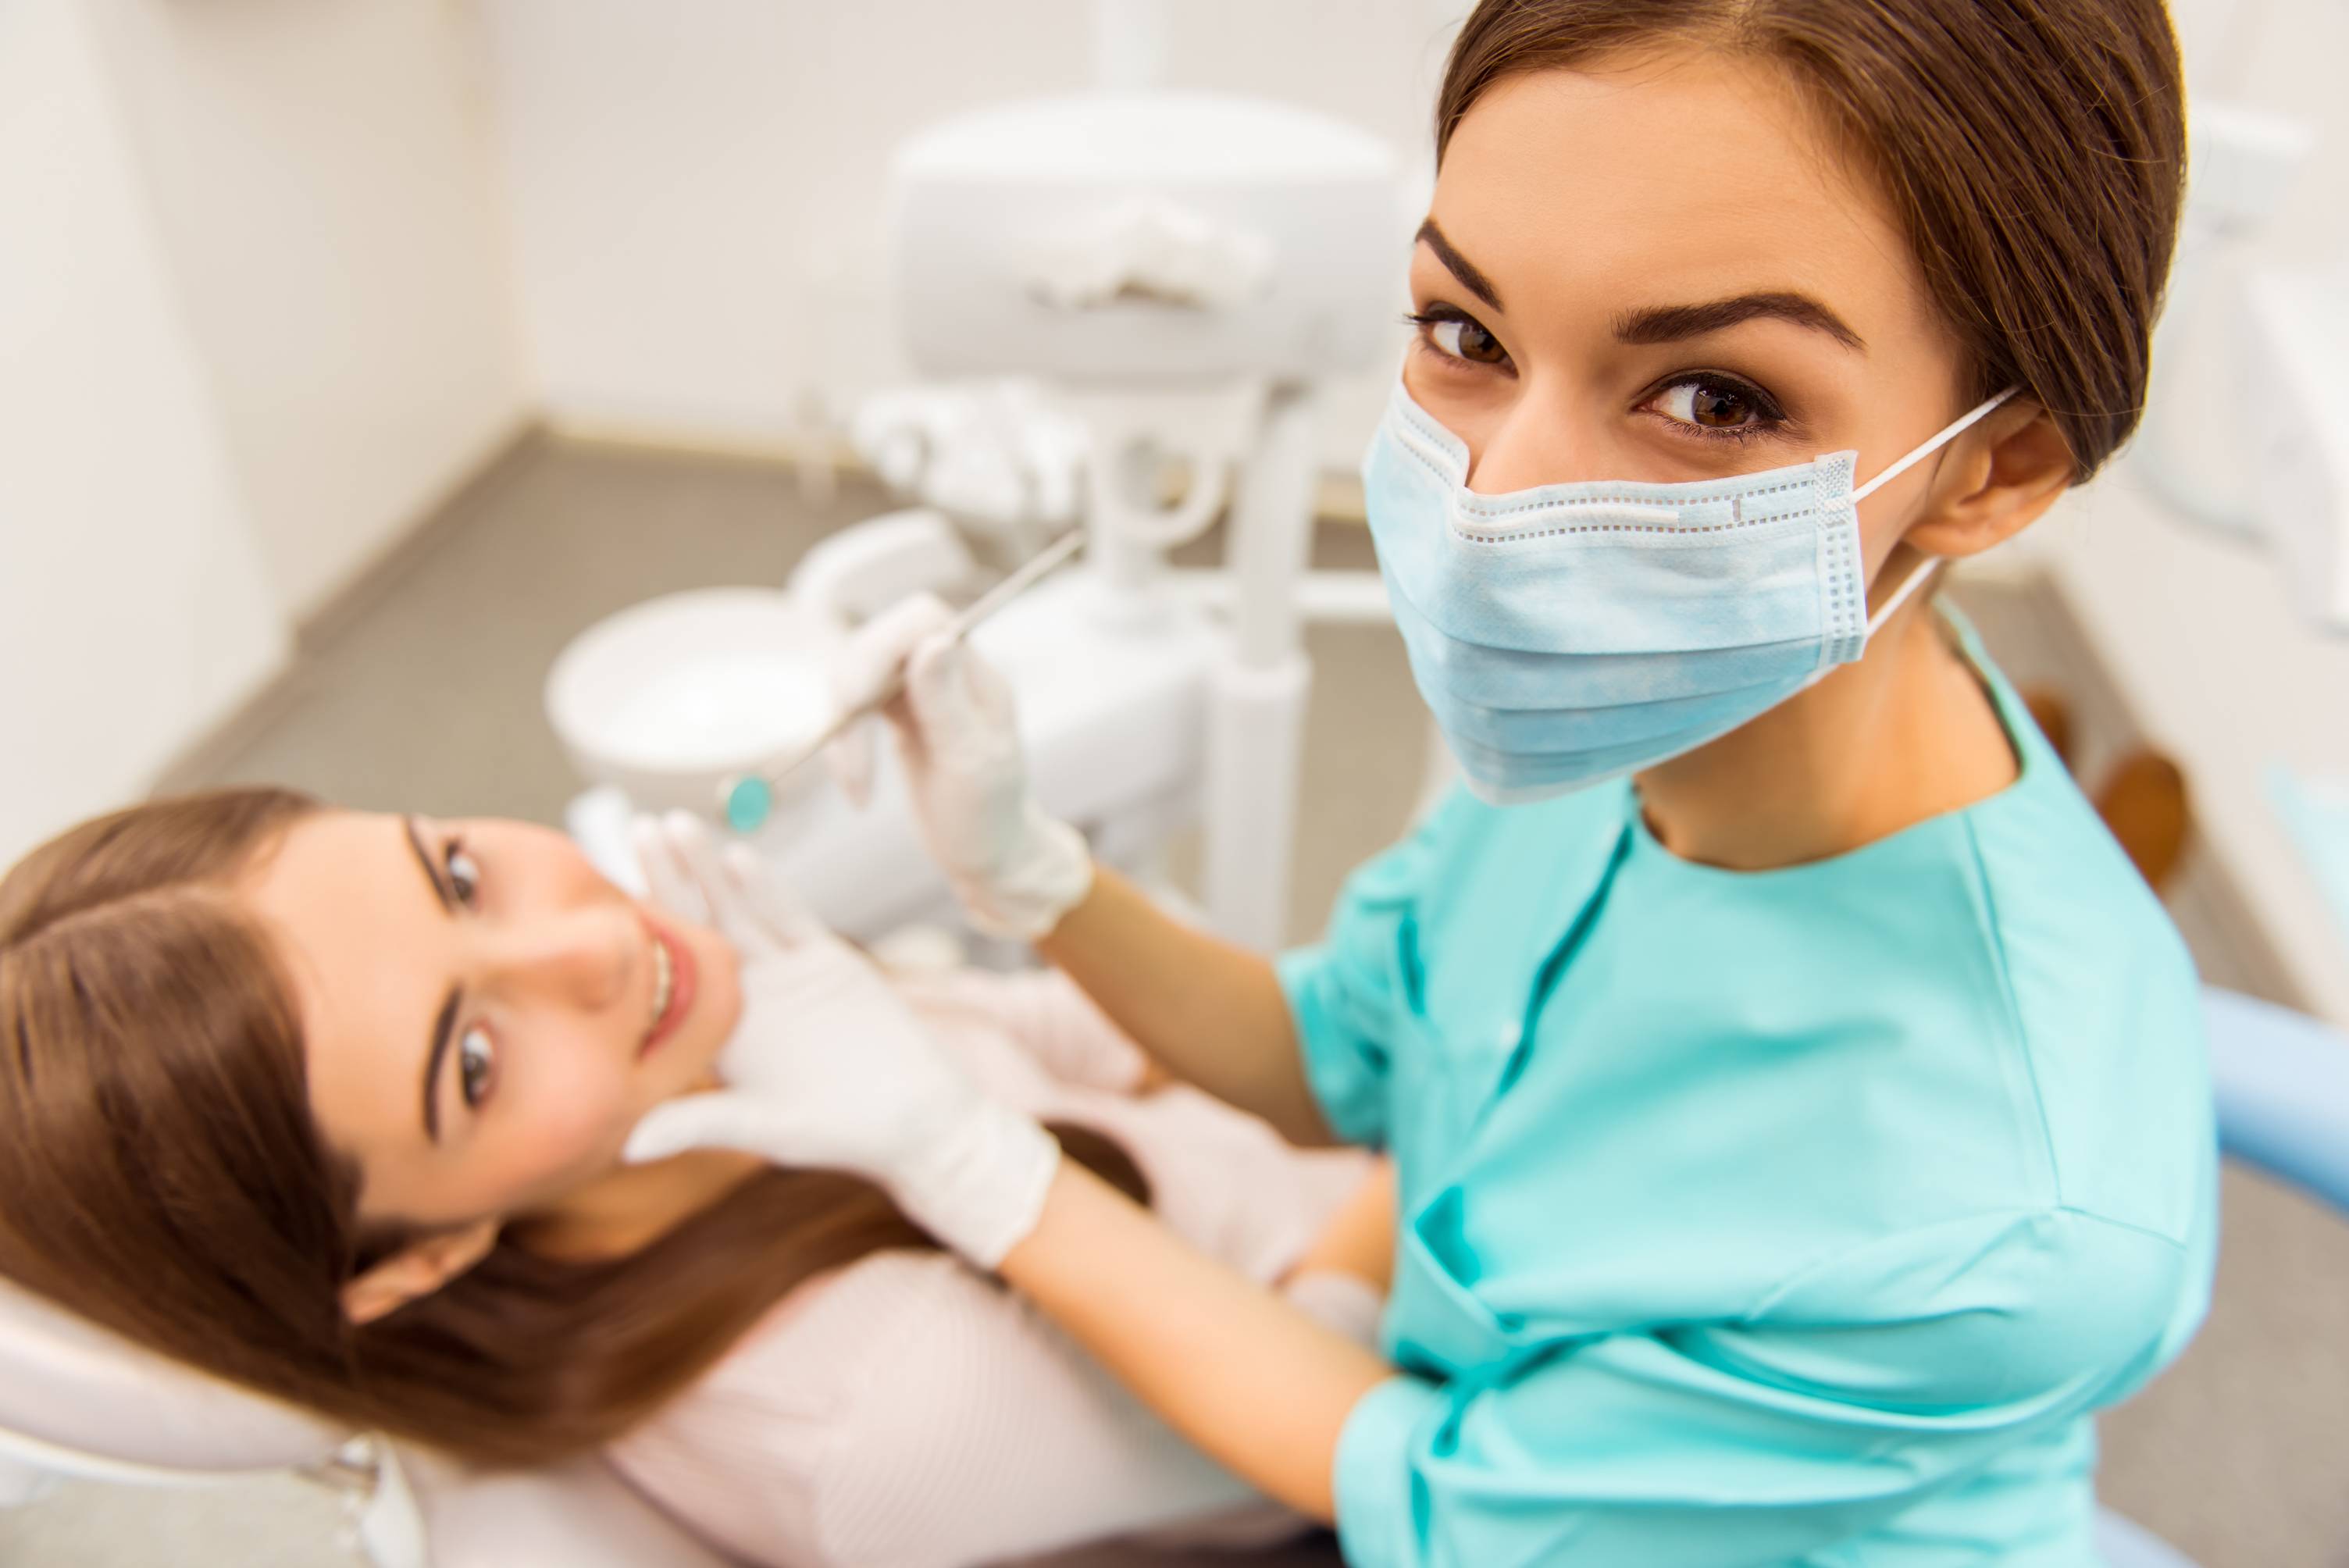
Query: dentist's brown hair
0 789 1146 1466
1438 0 2186 479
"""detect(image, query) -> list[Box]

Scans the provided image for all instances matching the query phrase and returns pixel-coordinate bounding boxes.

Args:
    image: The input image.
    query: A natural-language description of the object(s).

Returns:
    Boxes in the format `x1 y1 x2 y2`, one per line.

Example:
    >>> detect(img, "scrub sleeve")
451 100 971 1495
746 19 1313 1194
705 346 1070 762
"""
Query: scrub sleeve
1277 815 1441 1556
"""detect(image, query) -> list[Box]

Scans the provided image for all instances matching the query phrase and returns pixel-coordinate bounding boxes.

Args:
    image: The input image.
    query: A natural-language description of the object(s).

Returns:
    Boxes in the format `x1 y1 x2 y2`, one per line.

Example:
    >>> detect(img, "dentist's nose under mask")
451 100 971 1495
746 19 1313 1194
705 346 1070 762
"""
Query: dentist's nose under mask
1363 380 2017 804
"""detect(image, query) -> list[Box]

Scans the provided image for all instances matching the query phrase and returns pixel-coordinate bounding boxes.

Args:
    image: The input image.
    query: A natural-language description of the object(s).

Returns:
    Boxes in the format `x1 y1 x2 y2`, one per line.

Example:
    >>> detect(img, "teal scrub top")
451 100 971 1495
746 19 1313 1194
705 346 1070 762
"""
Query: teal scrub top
1279 621 2217 1568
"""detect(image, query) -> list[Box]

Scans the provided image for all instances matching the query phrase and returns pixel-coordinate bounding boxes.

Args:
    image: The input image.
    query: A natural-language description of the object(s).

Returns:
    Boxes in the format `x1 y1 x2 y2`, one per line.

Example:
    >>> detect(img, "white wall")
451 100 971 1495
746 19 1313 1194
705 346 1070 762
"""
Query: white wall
2 0 530 861
2171 0 2349 269
84 0 529 618
2029 0 2349 1021
474 0 1464 461
0 0 289 865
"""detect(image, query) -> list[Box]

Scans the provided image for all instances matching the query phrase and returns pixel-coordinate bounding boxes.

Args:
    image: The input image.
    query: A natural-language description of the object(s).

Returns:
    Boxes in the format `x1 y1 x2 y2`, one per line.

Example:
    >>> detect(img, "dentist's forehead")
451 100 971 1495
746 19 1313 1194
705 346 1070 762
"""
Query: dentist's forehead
1429 52 1937 346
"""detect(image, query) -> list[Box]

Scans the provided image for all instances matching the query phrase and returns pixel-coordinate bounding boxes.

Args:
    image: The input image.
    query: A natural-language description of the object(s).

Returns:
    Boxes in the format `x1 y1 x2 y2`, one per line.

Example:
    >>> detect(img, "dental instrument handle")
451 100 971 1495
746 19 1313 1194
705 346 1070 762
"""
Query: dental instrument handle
721 528 1086 831
771 530 1068 775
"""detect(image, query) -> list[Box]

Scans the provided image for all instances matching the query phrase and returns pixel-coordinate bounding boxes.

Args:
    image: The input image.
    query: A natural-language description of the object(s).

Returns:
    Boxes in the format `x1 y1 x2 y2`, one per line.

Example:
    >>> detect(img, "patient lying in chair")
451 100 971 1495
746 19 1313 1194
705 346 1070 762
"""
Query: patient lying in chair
0 788 1389 1568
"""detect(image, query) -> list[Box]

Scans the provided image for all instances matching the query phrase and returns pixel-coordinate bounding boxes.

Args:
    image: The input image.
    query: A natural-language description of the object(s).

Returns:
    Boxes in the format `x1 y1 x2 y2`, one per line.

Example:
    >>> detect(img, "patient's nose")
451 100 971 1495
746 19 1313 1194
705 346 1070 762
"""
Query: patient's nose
485 907 636 1014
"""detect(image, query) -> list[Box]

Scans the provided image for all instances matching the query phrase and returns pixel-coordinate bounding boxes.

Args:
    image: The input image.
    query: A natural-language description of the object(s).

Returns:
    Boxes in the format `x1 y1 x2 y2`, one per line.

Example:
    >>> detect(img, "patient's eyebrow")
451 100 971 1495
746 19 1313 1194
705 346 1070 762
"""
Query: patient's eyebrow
1415 219 1503 312
420 989 459 1145
1613 292 1865 352
404 815 459 1142
405 815 453 913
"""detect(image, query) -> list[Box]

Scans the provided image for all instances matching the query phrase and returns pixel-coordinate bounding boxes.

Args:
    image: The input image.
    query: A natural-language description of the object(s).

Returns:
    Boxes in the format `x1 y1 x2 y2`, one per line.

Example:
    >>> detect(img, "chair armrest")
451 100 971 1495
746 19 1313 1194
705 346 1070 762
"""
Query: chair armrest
2203 987 2349 1213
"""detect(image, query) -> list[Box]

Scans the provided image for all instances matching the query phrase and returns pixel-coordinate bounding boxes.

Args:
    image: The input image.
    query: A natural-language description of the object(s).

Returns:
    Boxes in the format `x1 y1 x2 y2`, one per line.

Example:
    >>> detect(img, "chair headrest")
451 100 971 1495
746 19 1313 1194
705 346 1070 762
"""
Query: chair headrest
0 1274 349 1474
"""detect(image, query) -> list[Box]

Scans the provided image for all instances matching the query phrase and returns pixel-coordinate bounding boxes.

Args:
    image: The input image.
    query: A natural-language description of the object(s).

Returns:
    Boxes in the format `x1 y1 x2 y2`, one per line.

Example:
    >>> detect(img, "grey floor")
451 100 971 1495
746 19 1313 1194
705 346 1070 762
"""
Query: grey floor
5 439 2344 1566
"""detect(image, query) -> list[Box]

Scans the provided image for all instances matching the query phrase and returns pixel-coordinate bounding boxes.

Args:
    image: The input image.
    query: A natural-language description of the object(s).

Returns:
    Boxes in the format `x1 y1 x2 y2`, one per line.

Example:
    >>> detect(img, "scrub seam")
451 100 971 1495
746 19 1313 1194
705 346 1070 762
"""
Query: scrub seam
1738 1204 2108 1322
2055 1203 2193 1253
1959 814 2066 1210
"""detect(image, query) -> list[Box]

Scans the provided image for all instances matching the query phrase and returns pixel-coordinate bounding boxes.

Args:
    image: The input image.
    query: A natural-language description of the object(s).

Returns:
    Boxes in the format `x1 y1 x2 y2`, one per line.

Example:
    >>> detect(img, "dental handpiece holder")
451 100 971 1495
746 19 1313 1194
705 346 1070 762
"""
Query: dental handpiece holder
889 91 1405 948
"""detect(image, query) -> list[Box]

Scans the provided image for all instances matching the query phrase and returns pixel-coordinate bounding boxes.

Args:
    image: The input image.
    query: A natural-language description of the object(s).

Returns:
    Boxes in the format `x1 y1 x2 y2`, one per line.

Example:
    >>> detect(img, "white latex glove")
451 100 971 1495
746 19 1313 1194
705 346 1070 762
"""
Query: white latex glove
623 811 1060 1268
825 593 1093 941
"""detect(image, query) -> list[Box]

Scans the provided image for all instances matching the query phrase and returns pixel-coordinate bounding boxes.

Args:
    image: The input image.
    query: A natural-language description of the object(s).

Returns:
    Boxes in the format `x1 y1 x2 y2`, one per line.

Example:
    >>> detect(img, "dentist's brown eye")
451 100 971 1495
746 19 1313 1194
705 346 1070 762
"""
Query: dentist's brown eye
1640 373 1786 439
1436 318 1506 365
1689 381 1756 427
1406 308 1511 369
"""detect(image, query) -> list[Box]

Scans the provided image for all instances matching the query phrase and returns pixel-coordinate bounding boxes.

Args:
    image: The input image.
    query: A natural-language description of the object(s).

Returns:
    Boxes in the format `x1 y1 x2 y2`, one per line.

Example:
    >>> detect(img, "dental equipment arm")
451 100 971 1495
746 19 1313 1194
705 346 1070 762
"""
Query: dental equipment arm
829 616 1336 1143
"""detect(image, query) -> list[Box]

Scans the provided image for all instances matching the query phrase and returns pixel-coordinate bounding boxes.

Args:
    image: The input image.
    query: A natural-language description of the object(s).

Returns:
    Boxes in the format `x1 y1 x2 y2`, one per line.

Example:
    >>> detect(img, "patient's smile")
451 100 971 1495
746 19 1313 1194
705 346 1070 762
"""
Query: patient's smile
640 914 697 1059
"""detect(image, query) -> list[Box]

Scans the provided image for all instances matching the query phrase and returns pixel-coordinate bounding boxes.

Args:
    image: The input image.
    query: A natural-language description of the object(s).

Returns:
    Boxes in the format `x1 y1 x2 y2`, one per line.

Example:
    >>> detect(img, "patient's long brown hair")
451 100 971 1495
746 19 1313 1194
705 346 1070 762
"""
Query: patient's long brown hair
0 789 1146 1466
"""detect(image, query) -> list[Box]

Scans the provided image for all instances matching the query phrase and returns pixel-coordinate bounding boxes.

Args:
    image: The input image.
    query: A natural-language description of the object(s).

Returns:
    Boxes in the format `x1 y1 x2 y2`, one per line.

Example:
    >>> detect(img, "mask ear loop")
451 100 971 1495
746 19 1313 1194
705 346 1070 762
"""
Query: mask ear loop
1849 386 2022 634
1865 548 1944 636
1850 386 2019 505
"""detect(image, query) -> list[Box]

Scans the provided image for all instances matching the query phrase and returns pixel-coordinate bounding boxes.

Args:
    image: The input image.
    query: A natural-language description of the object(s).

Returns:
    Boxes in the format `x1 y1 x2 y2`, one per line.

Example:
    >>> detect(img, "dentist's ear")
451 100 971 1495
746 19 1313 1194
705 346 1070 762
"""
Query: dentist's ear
340 1218 500 1326
1903 399 2075 561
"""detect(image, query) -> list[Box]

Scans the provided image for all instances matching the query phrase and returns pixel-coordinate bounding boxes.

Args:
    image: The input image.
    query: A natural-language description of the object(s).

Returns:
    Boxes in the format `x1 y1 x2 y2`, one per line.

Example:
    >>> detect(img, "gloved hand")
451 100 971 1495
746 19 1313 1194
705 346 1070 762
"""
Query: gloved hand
623 811 1061 1268
886 967 1157 1096
825 594 1093 942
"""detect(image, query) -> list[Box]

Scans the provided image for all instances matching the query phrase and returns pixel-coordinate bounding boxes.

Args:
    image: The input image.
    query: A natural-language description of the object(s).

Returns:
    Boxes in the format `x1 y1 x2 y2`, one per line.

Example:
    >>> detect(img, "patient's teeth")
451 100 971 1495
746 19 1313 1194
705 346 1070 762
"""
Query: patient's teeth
651 938 673 1028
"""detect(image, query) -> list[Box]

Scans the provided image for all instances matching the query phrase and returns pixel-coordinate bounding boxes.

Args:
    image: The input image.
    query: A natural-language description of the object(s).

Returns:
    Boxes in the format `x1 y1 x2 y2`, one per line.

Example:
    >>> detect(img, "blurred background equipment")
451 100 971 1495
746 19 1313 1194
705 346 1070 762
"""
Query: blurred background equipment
559 0 1409 953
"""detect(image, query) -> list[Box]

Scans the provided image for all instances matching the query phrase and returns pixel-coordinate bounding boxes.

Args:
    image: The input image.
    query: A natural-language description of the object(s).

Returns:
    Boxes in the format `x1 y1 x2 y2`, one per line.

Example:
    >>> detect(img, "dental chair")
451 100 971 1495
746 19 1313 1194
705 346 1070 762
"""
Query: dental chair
0 1272 730 1568
1 983 2338 1566
2092 987 2349 1568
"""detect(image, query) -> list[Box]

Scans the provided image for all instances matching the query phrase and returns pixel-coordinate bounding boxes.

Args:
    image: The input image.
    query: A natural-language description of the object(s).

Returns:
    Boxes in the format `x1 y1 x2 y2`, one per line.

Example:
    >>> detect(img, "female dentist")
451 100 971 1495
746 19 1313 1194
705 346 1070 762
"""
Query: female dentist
629 0 2217 1561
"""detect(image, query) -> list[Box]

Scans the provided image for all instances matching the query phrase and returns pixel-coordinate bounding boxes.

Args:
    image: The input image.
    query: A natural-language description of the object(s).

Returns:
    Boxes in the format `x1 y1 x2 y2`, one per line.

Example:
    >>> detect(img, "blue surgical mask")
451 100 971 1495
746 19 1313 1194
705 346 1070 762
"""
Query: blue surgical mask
1362 380 2017 804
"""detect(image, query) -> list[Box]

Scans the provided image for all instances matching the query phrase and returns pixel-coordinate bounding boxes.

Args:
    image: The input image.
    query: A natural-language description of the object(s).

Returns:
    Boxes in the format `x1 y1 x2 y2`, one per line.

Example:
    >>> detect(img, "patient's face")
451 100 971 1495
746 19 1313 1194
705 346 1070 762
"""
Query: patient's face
239 811 743 1230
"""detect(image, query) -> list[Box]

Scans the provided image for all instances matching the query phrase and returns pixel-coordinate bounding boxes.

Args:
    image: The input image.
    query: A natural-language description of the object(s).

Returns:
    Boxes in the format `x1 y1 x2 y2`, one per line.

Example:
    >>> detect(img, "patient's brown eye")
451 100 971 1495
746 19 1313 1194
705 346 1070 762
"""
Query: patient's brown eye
458 1026 497 1108
444 842 481 906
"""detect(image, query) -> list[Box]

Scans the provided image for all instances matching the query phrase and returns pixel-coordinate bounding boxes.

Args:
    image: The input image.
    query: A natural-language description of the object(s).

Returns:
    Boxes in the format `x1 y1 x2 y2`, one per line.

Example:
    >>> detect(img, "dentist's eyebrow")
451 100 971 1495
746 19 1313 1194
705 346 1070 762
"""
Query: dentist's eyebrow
1415 219 1503 312
404 815 460 1143
1613 292 1866 352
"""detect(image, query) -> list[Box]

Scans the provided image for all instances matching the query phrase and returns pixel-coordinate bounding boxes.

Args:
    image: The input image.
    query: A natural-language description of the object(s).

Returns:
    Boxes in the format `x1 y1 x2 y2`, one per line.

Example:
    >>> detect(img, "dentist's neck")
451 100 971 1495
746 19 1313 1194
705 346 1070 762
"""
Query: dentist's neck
1631 551 2019 871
